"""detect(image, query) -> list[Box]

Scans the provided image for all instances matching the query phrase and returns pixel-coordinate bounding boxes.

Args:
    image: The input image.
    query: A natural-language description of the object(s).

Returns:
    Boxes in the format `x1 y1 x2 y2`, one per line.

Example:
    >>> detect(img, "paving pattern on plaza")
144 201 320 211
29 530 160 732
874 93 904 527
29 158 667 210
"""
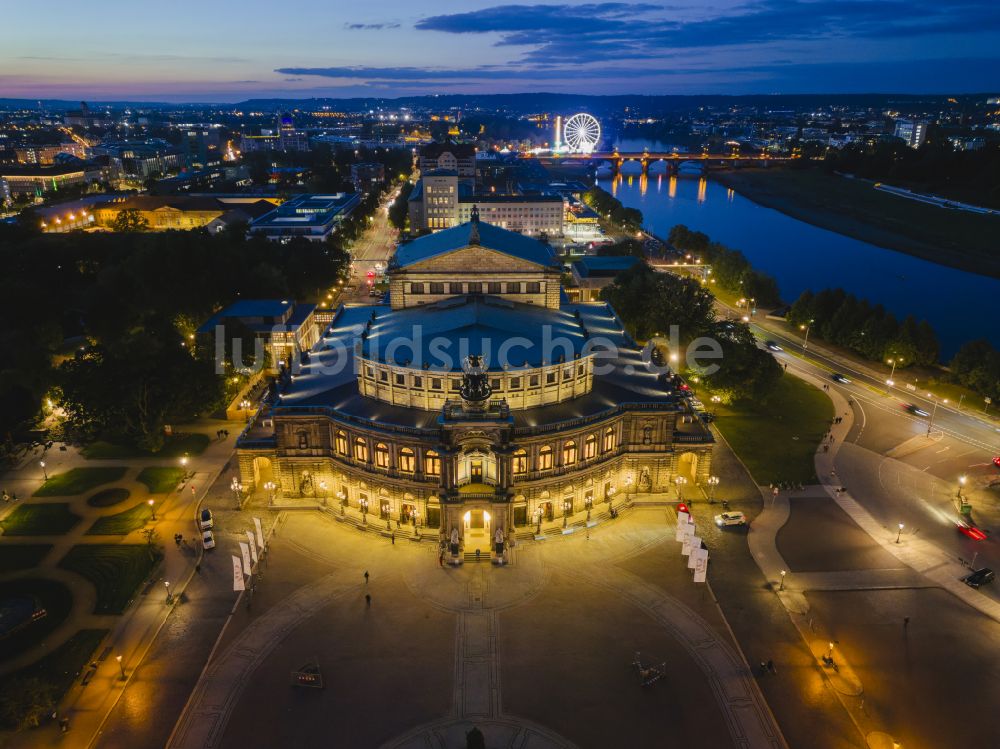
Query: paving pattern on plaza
169 509 784 749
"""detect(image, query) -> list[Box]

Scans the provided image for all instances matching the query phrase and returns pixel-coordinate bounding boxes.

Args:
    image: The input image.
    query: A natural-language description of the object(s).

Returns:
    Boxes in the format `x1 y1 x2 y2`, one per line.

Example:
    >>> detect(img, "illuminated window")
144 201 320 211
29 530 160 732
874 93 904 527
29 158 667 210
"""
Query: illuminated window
354 438 369 462
335 430 348 455
538 445 553 470
425 450 441 476
399 447 415 472
375 442 390 468
563 440 577 466
584 434 597 459
512 449 527 474
603 427 616 452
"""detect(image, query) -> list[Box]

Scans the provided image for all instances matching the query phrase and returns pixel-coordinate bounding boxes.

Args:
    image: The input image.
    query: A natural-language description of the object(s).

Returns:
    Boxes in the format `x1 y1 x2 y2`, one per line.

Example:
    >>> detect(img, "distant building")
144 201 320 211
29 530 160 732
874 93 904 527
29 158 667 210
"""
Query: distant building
197 299 327 370
569 256 643 301
14 143 89 165
408 170 563 236
241 114 310 154
894 119 929 148
248 193 360 243
93 195 277 231
418 142 476 184
351 162 385 192
0 163 93 197
91 140 182 180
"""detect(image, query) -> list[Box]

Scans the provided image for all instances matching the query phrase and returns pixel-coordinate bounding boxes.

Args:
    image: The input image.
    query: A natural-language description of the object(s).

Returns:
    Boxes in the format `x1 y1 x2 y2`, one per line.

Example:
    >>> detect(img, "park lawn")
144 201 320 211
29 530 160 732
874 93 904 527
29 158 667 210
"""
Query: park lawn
58 545 162 615
34 466 127 497
0 544 53 570
81 433 210 460
0 504 81 536
137 467 185 494
0 578 74 662
711 374 833 485
85 503 152 536
0 629 109 730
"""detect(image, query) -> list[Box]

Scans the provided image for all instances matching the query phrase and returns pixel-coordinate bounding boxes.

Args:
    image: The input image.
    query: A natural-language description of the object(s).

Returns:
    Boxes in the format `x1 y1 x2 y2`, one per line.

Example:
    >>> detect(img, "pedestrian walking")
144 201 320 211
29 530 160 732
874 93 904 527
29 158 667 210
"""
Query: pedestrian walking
475 548 481 561
365 593 371 607
903 616 910 630
390 532 395 545
438 552 444 567
364 570 369 584
59 718 69 733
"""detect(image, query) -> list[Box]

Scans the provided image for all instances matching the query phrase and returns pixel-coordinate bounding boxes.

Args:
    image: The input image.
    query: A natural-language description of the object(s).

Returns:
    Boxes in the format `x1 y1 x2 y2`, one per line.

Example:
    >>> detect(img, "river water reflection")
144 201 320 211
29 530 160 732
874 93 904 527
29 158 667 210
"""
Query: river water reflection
596 168 1000 357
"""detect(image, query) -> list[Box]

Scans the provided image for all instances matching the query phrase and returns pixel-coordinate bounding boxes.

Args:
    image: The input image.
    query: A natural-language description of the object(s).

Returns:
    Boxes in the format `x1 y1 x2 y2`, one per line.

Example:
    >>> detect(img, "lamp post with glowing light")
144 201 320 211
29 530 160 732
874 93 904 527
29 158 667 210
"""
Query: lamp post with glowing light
779 570 786 591
927 395 947 436
116 654 126 680
230 477 243 509
164 580 172 604
675 475 688 502
264 481 276 507
957 475 966 499
319 480 328 507
800 319 814 350
148 498 156 520
706 475 720 504
896 523 904 543
39 460 48 481
885 357 903 394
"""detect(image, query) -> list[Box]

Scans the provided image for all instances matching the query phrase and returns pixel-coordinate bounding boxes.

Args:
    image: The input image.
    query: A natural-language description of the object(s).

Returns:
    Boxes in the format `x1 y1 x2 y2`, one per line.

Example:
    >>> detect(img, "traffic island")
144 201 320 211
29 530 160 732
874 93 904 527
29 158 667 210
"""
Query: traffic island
810 640 862 696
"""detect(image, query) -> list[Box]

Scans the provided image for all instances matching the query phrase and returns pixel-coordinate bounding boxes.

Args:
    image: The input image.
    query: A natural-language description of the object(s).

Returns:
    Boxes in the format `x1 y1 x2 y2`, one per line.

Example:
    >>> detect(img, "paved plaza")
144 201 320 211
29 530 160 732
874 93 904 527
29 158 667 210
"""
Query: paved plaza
167 508 783 749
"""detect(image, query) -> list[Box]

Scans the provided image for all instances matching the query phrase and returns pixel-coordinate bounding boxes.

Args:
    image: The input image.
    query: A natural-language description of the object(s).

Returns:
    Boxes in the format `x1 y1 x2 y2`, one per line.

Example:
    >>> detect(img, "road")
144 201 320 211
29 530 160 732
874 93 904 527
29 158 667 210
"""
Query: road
341 188 402 304
738 314 1000 605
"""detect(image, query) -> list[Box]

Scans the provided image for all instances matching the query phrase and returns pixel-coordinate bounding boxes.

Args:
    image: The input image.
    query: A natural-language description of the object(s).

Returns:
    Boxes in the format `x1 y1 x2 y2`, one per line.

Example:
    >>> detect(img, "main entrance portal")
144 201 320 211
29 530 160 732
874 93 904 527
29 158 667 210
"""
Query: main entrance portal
463 509 491 550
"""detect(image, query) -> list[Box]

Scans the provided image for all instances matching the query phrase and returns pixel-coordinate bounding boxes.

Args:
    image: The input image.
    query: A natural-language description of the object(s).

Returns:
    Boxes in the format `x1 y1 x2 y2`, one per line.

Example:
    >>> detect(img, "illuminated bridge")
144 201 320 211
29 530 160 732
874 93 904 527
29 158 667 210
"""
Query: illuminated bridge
522 151 793 175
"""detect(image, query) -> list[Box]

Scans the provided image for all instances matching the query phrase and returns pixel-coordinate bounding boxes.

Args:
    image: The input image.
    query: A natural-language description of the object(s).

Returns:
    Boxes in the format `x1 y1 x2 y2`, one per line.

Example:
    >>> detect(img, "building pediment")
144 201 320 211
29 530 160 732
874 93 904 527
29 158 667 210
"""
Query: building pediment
403 245 549 274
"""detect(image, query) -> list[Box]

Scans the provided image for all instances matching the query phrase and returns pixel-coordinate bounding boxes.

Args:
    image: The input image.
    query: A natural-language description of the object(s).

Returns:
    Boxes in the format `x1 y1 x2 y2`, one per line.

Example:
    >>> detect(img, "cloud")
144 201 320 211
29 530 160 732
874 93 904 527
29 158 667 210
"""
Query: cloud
345 22 400 30
274 65 674 81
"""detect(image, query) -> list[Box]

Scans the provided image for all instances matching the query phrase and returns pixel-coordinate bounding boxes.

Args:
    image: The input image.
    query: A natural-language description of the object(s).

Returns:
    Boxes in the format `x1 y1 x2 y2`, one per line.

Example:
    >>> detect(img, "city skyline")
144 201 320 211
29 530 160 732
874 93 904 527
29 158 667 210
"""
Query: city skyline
3 0 1000 102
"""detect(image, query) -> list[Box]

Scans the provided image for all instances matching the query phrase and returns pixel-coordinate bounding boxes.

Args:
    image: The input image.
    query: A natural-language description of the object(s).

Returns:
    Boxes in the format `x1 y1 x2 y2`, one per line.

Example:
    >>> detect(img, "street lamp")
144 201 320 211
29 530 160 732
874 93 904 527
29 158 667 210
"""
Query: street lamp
39 460 48 480
319 480 328 507
264 481 276 506
116 654 126 680
706 475 720 504
562 499 572 528
896 522 904 543
337 490 346 515
624 475 633 502
230 477 243 509
148 498 156 520
779 570 786 591
585 494 593 520
885 357 902 393
674 475 688 502
927 396 947 436
164 580 172 604
957 475 966 499
799 319 814 350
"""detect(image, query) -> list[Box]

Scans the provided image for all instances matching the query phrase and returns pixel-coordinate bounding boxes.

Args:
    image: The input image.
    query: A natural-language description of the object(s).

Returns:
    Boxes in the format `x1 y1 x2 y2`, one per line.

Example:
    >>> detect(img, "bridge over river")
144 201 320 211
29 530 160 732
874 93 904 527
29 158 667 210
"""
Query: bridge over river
522 151 793 175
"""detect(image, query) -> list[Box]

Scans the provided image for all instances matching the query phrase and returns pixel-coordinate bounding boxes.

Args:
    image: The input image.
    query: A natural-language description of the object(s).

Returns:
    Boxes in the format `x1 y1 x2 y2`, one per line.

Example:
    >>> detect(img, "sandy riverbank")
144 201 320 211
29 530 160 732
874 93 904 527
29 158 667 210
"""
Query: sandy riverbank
710 168 1000 279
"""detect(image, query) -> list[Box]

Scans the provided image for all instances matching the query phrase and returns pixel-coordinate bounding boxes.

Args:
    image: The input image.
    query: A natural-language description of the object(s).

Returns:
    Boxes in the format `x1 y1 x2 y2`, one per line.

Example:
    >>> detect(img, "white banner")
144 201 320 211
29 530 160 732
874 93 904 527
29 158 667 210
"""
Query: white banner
687 539 702 568
693 548 708 583
677 510 689 527
246 531 258 564
232 556 245 591
675 524 687 542
239 541 252 575
253 517 264 549
682 536 691 556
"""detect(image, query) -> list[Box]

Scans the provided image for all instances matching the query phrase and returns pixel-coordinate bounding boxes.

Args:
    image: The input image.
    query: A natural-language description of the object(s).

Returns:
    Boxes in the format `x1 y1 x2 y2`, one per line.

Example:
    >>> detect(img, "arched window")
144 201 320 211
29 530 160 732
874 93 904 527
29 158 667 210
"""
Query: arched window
584 434 597 459
399 447 415 472
603 427 616 452
375 442 390 468
297 430 309 449
354 437 369 462
512 449 528 475
562 440 577 466
425 450 441 476
335 431 348 456
538 445 553 470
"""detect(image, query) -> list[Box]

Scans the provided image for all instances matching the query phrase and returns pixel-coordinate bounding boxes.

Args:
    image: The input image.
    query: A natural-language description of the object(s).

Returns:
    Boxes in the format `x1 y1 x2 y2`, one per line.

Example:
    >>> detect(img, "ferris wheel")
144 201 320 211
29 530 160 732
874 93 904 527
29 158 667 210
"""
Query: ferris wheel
563 113 601 153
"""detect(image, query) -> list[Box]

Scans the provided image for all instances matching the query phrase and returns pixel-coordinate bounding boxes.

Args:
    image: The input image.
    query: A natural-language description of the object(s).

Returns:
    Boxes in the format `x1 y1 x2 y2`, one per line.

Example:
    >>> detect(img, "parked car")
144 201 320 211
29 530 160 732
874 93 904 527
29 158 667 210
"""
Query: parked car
764 340 783 352
957 520 987 541
831 373 852 384
202 530 216 550
699 412 716 424
714 511 747 527
963 568 995 589
199 508 214 530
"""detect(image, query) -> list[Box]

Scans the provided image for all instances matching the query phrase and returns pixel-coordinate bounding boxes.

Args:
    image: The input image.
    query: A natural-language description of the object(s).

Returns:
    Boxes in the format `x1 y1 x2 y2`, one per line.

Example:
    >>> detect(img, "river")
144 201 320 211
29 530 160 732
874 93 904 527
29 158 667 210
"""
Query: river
597 139 1000 358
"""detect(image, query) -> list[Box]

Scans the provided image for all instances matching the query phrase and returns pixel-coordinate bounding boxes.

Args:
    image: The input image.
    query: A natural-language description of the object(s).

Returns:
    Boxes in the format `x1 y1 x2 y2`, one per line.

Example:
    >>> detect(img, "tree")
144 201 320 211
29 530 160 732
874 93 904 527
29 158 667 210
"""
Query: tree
388 182 413 231
701 321 783 402
110 208 149 233
0 676 56 730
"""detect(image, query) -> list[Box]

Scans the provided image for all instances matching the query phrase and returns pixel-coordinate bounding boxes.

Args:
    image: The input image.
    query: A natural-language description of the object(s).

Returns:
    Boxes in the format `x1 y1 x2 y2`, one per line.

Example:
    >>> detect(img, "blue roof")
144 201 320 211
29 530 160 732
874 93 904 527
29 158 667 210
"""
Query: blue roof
572 256 642 278
393 221 556 269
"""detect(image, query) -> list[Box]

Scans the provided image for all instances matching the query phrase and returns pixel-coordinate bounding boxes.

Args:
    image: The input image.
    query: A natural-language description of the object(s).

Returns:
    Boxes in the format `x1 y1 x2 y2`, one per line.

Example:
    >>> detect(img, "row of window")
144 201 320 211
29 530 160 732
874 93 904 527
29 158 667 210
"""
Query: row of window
364 363 587 390
408 281 543 295
324 429 617 476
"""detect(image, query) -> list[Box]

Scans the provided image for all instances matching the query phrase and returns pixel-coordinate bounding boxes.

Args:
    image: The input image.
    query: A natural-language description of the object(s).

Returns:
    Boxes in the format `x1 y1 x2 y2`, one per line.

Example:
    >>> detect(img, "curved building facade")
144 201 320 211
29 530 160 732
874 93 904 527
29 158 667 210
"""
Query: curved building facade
237 216 713 555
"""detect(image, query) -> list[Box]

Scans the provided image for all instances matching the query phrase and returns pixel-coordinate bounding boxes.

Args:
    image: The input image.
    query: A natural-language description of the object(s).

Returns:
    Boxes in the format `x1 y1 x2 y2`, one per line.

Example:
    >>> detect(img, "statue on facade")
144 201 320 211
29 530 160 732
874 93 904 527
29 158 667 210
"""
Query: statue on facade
450 526 460 556
300 472 314 497
638 468 651 493
459 354 492 408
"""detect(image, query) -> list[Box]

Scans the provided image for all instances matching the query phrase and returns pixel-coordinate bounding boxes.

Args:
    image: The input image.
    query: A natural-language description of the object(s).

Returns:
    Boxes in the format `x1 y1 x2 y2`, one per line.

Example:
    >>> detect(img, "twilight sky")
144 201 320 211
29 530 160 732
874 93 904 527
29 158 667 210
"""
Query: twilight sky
2 0 999 102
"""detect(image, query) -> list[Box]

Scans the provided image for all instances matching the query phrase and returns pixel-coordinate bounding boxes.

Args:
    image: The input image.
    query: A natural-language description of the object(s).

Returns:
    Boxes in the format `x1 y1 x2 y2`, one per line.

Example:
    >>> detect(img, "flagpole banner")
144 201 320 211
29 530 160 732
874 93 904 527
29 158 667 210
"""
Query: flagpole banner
232 556 245 591
246 530 258 564
687 538 702 568
693 549 709 583
254 516 264 549
239 541 252 574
